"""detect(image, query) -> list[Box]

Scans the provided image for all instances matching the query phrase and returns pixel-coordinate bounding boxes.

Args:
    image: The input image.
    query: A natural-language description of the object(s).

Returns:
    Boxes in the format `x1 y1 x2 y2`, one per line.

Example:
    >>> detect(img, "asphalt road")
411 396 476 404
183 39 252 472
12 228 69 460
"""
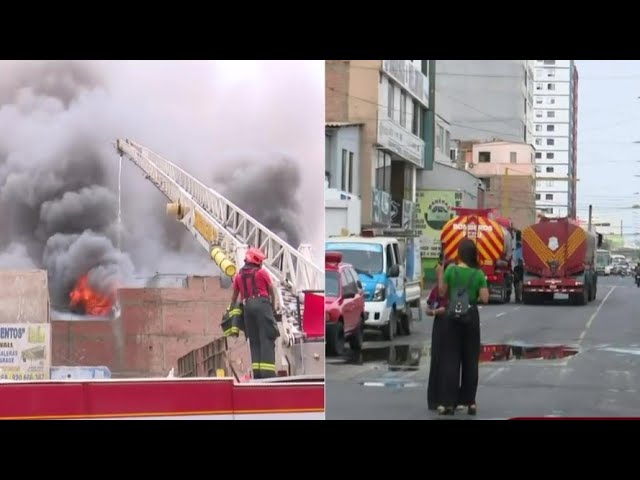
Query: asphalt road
326 275 640 419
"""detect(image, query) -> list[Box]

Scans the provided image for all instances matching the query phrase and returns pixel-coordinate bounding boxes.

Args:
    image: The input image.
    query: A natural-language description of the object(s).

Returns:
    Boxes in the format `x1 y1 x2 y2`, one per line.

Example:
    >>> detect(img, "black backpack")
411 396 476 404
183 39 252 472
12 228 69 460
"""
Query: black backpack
446 267 479 325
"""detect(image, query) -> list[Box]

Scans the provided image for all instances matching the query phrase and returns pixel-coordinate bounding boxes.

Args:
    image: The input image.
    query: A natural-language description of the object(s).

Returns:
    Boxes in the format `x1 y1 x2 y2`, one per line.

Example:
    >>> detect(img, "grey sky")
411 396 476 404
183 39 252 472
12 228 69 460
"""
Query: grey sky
576 60 640 244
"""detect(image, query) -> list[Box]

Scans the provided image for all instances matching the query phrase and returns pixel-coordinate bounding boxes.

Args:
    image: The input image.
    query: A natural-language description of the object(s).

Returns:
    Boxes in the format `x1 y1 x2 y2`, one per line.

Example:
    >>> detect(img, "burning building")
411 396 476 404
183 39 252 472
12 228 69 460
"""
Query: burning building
0 61 313 317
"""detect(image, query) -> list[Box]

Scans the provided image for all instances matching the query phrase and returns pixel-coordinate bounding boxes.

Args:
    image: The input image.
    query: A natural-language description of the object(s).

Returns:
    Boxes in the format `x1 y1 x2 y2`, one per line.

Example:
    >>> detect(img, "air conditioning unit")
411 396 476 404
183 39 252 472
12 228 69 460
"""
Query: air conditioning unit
467 162 474 169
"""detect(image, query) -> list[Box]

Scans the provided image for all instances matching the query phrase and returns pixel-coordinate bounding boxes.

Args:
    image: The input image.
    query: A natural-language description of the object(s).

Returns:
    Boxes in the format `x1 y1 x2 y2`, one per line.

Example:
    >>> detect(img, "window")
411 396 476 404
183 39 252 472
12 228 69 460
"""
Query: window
547 69 555 78
536 125 542 131
536 98 543 105
547 111 555 118
535 152 542 159
388 81 394 119
546 152 554 159
547 139 555 146
535 166 541 173
412 100 420 135
535 193 541 200
375 150 391 192
445 130 451 153
536 83 543 91
436 125 444 151
510 152 517 163
400 91 407 127
547 125 555 132
536 111 543 118
548 98 556 105
341 149 354 192
545 193 554 200
348 152 354 193
478 151 491 163
483 177 491 191
547 83 555 91
386 244 394 270
450 149 457 161
543 60 556 65
546 166 554 173
535 139 542 145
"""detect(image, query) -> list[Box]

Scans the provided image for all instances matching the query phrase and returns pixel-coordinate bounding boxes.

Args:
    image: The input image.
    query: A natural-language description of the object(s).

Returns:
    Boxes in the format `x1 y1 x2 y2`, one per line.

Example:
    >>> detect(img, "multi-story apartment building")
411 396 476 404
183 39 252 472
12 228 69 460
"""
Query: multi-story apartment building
531 60 578 219
436 60 534 145
325 60 431 231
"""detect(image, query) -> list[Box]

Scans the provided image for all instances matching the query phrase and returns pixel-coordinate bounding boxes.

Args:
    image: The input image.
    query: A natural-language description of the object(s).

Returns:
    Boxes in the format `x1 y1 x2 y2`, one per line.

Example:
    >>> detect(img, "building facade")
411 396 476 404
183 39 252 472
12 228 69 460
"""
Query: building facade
325 60 431 231
325 123 362 195
435 60 533 144
531 60 578 219
415 162 483 280
465 141 537 229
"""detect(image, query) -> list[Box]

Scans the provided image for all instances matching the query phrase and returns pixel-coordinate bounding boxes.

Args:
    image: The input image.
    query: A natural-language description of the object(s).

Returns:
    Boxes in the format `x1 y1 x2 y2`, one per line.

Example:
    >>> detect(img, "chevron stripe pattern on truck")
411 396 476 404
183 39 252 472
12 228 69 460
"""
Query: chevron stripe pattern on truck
441 215 505 265
521 225 585 270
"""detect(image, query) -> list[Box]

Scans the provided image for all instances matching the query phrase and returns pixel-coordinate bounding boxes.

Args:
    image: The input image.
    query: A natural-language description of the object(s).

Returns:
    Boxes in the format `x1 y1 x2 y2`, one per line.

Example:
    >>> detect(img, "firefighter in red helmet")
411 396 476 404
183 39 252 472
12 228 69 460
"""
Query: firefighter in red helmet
229 247 280 379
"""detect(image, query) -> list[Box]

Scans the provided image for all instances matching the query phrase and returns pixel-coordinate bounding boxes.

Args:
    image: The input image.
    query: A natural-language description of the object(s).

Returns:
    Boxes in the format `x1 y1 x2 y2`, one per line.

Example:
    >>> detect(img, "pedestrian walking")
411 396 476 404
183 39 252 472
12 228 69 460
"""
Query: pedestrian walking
435 239 489 416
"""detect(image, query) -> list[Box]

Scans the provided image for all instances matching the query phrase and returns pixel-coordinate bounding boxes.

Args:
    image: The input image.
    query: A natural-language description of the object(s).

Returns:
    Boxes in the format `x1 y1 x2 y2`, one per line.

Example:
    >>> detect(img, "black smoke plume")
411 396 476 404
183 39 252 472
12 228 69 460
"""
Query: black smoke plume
0 60 313 312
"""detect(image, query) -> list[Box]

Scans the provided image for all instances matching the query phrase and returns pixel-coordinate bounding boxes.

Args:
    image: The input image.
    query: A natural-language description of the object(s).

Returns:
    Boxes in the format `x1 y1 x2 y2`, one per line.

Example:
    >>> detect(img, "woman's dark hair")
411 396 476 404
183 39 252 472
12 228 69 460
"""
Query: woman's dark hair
458 238 479 268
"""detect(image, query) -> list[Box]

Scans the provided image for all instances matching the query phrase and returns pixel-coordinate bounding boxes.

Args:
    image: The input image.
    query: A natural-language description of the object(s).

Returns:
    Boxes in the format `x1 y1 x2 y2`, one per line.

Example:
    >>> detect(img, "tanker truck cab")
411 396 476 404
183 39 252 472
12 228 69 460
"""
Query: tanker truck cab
325 236 417 341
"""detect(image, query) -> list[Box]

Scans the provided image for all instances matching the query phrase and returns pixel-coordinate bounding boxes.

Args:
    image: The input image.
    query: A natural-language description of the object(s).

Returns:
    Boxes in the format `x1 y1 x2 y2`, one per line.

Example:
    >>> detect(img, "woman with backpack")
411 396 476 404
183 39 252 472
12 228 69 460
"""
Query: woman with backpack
426 260 452 411
435 238 489 416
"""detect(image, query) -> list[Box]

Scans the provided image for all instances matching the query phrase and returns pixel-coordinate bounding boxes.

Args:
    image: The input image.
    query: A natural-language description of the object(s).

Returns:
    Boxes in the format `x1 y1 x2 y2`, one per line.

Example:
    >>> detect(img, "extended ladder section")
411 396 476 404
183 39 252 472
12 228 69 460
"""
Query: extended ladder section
115 139 323 344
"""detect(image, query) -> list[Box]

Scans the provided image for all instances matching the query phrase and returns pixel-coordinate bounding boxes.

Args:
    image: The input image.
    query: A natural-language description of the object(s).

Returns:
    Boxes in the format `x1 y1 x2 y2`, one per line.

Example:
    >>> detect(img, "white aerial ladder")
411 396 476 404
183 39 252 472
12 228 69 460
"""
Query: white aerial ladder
115 139 324 377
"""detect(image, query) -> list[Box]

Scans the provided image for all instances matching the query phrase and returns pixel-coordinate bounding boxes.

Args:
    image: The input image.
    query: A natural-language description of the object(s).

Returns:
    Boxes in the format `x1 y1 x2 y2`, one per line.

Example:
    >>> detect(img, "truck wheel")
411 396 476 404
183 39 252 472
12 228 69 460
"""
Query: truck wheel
400 307 413 336
382 310 397 342
348 316 365 352
326 321 346 356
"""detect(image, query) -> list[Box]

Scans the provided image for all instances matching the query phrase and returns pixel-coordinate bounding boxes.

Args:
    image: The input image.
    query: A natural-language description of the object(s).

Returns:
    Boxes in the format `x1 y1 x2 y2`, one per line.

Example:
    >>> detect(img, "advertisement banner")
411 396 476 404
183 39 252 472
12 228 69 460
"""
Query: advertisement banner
415 190 460 259
0 324 50 381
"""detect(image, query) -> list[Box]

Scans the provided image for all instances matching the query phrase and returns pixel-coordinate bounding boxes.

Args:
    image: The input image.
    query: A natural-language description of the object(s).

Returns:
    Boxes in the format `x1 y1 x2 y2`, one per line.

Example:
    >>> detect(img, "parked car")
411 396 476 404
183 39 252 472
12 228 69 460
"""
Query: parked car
325 251 365 356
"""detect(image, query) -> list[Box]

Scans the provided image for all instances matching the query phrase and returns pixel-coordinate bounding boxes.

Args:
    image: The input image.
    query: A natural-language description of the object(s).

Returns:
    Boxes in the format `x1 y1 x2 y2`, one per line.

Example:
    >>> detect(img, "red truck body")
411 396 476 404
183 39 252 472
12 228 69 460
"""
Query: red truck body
521 216 601 305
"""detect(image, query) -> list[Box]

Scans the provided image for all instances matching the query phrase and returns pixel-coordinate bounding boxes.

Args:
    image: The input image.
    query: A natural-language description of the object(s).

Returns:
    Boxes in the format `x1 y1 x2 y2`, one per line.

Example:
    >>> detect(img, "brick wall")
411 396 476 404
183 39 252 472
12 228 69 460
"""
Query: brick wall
485 175 536 230
52 276 251 378
325 60 350 122
0 270 49 324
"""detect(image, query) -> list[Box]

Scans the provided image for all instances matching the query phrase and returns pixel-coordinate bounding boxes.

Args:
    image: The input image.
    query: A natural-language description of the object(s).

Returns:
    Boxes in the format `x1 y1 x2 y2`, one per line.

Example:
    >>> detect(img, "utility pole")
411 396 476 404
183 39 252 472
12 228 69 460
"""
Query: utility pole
588 205 592 231
503 167 509 217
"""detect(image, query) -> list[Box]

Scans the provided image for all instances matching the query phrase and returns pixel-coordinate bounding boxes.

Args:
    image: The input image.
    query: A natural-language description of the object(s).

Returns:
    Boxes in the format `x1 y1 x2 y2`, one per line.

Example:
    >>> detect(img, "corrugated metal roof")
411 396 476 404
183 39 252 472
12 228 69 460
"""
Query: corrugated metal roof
326 122 364 128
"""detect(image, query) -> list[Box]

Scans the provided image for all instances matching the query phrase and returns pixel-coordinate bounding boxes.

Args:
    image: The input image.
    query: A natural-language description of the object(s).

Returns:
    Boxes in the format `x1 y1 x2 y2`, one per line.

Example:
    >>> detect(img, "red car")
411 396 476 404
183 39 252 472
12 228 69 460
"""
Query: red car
325 251 365 356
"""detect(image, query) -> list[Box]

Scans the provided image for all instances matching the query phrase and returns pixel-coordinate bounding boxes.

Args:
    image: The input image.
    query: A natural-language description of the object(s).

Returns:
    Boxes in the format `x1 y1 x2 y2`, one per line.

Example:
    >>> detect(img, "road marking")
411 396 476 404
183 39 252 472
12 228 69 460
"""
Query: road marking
482 367 506 383
578 286 616 345
496 312 506 318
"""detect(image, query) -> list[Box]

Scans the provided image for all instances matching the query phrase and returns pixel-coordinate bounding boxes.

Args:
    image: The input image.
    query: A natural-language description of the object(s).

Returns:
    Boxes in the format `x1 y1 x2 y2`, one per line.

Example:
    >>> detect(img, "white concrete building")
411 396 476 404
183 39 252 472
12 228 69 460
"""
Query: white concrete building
531 60 578 218
325 122 362 195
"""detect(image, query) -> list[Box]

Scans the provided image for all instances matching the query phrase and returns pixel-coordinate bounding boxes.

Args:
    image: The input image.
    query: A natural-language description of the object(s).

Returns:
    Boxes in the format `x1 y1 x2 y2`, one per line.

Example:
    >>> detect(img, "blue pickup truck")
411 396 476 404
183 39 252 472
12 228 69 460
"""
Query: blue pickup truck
325 236 421 341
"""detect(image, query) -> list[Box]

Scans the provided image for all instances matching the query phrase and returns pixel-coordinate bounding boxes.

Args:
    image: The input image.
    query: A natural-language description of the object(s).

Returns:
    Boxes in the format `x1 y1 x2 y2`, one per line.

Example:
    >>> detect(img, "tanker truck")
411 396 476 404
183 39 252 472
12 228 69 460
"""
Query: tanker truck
520 216 602 305
440 208 517 304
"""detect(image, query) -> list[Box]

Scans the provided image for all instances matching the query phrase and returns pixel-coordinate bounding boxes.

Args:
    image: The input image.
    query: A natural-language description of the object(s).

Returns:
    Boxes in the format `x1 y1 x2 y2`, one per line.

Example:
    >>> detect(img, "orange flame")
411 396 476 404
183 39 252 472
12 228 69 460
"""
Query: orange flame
69 274 114 316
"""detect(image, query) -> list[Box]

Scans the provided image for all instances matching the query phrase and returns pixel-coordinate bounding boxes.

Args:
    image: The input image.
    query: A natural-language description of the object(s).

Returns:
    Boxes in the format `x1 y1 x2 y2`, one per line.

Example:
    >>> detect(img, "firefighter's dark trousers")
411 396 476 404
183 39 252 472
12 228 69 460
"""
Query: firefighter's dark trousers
244 297 279 379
